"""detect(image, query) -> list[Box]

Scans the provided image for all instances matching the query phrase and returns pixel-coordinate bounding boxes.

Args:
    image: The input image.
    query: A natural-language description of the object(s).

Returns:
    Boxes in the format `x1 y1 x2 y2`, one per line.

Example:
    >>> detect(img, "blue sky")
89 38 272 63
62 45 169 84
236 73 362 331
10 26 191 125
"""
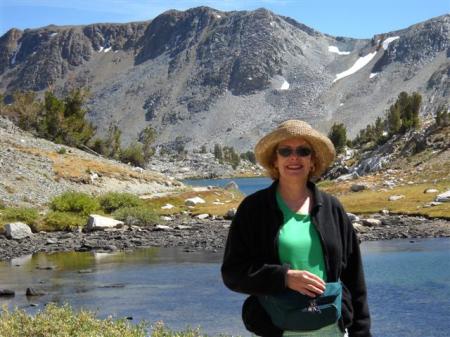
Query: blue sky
0 0 448 38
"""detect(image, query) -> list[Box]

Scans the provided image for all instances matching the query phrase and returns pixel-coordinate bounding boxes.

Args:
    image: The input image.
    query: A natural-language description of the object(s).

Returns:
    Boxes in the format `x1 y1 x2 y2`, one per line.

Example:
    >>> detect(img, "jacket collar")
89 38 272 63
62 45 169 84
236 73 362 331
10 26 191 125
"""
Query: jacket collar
266 179 324 213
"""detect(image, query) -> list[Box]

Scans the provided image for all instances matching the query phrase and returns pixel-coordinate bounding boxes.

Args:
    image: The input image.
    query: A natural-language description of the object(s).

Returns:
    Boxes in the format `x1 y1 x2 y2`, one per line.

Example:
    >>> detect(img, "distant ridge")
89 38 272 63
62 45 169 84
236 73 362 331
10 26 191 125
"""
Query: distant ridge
0 8 448 150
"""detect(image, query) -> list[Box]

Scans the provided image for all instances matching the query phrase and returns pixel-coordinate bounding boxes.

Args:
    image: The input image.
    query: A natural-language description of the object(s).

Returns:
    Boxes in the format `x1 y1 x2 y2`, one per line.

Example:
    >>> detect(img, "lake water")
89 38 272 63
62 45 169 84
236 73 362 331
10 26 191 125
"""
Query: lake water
183 176 272 196
1 239 449 337
1 178 449 336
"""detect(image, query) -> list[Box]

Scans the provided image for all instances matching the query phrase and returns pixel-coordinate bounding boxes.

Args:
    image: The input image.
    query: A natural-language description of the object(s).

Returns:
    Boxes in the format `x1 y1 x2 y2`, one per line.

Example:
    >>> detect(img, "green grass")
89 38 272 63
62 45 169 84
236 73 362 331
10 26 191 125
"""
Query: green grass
0 304 222 337
50 191 100 216
324 180 450 219
40 211 87 231
0 303 147 337
0 207 40 231
112 206 160 226
99 192 143 213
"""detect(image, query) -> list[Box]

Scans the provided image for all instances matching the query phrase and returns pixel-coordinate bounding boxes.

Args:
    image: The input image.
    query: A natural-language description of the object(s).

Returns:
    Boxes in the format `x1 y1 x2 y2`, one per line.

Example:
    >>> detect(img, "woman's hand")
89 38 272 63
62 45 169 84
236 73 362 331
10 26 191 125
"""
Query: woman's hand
286 270 326 297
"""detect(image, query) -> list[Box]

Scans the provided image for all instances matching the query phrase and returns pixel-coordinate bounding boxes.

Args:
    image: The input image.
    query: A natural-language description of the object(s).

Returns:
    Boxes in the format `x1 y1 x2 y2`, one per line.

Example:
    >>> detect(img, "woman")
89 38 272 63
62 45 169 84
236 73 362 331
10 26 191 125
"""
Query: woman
221 120 371 337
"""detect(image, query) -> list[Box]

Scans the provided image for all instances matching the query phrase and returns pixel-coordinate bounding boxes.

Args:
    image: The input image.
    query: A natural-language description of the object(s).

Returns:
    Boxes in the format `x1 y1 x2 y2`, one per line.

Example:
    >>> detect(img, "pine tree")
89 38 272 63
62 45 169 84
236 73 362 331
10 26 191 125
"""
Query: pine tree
213 144 223 162
105 123 122 159
328 123 347 153
61 89 95 146
42 91 64 141
139 126 156 161
387 105 401 136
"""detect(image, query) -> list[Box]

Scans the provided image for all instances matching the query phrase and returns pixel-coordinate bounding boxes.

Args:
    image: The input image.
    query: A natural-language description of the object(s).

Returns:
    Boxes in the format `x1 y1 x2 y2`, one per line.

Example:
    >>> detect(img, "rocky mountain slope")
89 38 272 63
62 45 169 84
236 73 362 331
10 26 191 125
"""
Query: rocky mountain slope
0 7 448 151
0 117 181 208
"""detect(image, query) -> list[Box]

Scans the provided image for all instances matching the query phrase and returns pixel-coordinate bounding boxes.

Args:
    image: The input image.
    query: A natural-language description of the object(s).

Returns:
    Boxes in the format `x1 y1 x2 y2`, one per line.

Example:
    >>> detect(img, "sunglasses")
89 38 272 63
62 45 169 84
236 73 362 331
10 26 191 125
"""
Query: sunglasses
277 146 312 157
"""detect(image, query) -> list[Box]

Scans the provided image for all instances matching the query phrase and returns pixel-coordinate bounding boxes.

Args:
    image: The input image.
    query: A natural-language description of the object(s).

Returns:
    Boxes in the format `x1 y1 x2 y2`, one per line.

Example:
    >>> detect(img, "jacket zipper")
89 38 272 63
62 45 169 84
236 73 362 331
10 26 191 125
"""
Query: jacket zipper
311 210 331 281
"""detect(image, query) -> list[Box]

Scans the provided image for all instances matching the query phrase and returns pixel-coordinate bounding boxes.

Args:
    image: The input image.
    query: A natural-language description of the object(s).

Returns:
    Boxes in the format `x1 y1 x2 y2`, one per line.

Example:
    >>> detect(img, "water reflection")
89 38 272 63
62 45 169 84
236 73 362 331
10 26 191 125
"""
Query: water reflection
1 240 449 337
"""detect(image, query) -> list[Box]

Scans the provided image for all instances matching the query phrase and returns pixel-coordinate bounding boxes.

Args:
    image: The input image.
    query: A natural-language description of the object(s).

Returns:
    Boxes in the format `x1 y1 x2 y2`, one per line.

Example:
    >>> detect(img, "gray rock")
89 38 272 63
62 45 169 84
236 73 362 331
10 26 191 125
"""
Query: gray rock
350 184 367 192
336 172 360 182
154 225 171 231
389 195 405 201
185 197 206 206
346 213 360 222
0 289 15 297
26 287 45 296
362 218 382 227
196 214 209 220
4 222 33 240
224 208 237 220
86 214 124 232
435 190 450 202
224 181 239 190
424 188 439 194
353 223 369 233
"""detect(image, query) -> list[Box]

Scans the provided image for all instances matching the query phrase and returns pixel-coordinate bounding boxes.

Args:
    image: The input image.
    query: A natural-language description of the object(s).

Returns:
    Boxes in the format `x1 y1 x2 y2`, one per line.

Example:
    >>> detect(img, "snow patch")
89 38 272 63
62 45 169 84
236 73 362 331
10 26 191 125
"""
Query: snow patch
382 36 399 50
339 103 344 107
50 32 58 37
10 42 22 65
215 14 221 19
270 21 275 27
280 80 290 90
97 46 104 52
333 51 377 83
369 72 379 79
103 47 112 53
328 46 350 55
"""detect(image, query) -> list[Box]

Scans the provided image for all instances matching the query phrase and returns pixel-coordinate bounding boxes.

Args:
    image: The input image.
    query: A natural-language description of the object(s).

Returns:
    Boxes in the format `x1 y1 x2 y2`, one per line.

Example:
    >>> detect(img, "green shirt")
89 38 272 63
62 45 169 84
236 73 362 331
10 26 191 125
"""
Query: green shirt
276 191 327 281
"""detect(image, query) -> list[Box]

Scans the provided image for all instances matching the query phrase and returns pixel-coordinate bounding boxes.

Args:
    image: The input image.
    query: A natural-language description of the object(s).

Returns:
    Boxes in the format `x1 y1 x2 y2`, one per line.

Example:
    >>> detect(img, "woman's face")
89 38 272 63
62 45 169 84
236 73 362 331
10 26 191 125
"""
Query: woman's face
274 138 314 181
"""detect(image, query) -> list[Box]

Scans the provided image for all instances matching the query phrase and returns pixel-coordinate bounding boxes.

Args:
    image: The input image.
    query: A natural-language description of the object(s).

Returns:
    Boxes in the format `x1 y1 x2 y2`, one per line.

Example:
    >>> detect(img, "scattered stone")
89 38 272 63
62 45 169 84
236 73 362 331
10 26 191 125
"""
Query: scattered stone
0 289 15 297
154 225 171 231
89 172 99 183
350 184 367 192
362 218 382 227
435 190 450 202
36 266 55 270
384 181 396 188
4 222 33 240
224 181 239 190
160 216 173 221
78 269 93 274
212 201 224 205
336 172 360 182
196 214 209 220
353 223 369 233
161 203 174 210
185 197 206 206
424 188 439 194
26 287 45 296
46 238 57 244
389 195 405 201
346 213 360 222
86 214 124 232
224 208 237 220
380 209 390 215
175 225 192 230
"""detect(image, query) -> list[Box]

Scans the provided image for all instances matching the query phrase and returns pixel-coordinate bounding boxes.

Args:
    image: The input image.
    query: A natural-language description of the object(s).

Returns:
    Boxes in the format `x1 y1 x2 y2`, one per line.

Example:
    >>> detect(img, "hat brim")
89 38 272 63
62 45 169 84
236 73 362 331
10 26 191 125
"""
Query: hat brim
255 121 335 178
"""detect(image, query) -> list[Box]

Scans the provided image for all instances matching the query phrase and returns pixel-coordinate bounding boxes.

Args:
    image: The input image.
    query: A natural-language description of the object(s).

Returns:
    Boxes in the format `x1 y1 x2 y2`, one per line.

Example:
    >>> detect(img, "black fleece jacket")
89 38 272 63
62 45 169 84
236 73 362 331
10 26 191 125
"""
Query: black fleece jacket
221 180 371 337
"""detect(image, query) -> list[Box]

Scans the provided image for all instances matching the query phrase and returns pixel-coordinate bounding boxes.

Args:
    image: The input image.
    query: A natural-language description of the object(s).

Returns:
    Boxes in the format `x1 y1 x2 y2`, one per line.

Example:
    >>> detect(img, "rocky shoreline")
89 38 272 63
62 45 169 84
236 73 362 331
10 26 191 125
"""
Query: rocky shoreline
1 214 449 261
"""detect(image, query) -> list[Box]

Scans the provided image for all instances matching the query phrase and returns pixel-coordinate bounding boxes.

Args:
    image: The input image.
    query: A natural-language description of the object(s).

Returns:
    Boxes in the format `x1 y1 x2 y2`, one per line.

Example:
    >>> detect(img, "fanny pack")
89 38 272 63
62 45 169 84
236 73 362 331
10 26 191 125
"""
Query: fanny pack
257 281 342 331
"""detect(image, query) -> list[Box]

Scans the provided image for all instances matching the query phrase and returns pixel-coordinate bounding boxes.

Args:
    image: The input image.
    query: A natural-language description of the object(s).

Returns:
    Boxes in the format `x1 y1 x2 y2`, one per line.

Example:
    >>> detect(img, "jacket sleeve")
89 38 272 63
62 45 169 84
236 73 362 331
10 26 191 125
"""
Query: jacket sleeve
221 198 289 296
339 205 372 337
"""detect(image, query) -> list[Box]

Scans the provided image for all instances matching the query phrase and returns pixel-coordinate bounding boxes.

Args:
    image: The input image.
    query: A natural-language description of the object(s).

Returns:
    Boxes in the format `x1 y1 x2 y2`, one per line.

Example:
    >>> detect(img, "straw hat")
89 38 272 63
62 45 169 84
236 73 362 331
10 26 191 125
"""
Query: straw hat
254 120 335 179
